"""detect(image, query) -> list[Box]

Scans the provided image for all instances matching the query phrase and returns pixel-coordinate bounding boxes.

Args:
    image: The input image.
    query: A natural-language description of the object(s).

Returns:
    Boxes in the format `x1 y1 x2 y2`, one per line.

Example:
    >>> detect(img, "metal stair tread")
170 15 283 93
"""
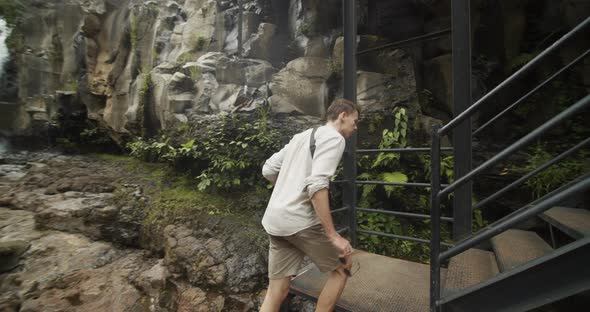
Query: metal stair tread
290 250 446 312
443 248 498 297
491 229 553 272
541 206 590 239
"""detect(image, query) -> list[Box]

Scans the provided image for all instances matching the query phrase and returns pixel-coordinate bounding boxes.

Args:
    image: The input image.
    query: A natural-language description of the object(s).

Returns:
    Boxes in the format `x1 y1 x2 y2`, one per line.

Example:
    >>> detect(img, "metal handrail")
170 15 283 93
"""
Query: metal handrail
356 29 451 56
438 16 590 137
357 207 454 222
358 229 454 248
439 94 590 198
331 207 350 214
357 147 453 153
356 180 443 188
477 172 590 237
472 137 590 211
439 176 589 262
473 48 590 136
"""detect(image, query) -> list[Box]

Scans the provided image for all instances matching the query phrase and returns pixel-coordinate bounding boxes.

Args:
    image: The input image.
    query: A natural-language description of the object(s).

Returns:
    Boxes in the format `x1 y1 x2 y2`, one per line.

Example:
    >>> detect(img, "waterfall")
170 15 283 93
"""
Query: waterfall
0 18 11 80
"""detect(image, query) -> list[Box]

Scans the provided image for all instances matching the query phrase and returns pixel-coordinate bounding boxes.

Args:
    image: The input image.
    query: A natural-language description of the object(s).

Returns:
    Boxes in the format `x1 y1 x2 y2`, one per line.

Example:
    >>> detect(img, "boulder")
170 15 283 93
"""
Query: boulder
209 84 243 112
356 69 417 112
194 72 219 112
216 57 275 87
270 57 331 117
243 23 278 61
305 37 328 58
191 52 227 73
163 225 266 293
423 54 452 113
224 11 260 54
169 72 195 94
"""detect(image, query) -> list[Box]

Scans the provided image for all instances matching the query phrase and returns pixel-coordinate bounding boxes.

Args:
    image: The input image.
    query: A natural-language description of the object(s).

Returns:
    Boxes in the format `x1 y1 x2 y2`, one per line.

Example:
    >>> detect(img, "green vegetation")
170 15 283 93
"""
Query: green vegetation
178 52 193 64
138 72 152 96
100 154 268 250
299 17 317 37
130 12 139 49
516 145 587 199
0 0 24 26
188 65 201 81
127 109 282 192
350 107 454 263
191 35 208 51
63 77 80 92
327 58 342 76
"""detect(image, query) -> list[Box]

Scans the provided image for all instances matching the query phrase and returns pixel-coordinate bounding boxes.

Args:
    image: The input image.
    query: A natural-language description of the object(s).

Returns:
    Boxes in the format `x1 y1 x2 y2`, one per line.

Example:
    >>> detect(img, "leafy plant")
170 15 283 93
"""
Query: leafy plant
518 145 586 199
0 0 24 26
127 112 282 192
191 35 208 51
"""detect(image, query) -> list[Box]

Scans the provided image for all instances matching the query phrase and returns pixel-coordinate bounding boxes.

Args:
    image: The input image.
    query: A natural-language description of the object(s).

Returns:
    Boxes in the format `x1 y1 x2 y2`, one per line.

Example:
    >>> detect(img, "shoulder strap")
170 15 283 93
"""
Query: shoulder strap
310 127 318 158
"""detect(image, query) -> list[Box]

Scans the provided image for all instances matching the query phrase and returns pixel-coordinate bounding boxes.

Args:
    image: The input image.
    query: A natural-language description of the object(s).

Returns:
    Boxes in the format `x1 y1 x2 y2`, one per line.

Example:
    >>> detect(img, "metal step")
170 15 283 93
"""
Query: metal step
491 229 553 272
289 250 446 312
440 236 590 312
443 248 499 297
541 206 590 239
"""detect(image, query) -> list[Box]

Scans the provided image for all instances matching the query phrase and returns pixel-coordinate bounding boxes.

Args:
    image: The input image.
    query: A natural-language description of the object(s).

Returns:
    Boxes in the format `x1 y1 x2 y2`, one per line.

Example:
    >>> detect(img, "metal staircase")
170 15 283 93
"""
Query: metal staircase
284 2 589 311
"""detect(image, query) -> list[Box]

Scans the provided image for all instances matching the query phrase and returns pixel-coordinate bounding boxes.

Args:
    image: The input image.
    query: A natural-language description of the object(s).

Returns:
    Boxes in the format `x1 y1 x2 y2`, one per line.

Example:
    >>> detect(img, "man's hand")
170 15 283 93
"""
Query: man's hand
329 234 353 258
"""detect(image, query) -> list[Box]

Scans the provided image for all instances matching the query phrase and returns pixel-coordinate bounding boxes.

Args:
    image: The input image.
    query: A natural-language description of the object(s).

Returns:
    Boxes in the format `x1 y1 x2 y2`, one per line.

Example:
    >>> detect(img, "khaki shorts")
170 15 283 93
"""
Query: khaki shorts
268 224 341 279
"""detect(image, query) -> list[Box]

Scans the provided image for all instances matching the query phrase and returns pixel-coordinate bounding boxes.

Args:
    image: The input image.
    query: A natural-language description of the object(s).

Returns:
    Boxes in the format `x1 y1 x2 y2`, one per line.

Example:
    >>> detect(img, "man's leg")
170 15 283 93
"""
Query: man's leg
315 266 348 312
260 276 291 312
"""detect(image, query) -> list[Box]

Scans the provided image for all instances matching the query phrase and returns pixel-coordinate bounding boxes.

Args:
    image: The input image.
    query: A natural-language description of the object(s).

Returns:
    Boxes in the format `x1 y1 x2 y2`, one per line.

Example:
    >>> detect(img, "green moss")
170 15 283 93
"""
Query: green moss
97 155 264 231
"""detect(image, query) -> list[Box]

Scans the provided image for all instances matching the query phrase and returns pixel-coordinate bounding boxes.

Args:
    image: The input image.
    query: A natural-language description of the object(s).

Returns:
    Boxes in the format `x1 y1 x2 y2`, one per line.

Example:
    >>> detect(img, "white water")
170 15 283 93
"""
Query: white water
0 18 11 79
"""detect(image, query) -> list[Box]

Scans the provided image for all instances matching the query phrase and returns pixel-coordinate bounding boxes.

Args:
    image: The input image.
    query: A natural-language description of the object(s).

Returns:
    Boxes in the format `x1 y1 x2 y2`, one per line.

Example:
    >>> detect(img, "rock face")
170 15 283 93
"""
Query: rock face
270 57 331 117
0 151 270 311
2 0 589 147
2 0 440 142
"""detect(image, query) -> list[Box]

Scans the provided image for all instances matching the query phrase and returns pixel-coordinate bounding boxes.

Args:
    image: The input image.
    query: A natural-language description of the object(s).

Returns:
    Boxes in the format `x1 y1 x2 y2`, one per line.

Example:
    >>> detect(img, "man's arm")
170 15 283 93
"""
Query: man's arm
311 189 351 257
262 144 288 184
304 134 352 256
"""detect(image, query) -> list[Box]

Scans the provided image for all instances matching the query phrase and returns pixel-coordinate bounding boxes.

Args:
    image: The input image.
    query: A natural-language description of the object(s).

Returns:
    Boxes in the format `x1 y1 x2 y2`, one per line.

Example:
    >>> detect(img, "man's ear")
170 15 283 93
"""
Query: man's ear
338 111 347 121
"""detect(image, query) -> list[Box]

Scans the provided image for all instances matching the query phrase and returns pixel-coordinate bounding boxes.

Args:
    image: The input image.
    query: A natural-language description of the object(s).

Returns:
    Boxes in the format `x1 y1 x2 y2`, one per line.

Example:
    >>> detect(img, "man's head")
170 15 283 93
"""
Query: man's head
326 98 361 139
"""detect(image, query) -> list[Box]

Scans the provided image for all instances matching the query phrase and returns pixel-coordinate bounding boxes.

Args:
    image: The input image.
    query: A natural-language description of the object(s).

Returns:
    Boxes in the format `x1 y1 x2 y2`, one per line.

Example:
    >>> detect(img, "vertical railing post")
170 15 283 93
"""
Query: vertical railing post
430 125 442 312
237 0 243 57
343 0 357 247
451 0 473 239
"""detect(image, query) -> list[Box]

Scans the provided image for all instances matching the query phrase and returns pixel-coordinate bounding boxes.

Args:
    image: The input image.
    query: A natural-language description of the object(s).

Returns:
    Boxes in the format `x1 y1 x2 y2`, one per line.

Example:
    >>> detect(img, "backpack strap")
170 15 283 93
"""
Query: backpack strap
310 127 318 158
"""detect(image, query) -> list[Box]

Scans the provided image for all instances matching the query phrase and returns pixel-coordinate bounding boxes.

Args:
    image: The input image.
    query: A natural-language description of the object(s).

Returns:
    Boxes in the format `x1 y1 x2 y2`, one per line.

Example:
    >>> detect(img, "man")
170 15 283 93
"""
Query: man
260 99 360 312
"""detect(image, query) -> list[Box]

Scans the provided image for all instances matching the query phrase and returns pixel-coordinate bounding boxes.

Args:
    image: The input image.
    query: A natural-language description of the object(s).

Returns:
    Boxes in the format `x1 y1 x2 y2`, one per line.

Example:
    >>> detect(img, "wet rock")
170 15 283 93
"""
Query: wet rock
163 225 266 293
0 241 30 273
270 57 331 117
194 72 219 112
216 57 275 87
423 54 452 113
243 23 277 61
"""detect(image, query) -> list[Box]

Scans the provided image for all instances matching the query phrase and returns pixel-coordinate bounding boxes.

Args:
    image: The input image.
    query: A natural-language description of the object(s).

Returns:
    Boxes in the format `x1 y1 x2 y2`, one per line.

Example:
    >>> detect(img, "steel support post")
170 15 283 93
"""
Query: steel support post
343 0 358 248
451 0 472 240
238 0 243 57
430 125 442 312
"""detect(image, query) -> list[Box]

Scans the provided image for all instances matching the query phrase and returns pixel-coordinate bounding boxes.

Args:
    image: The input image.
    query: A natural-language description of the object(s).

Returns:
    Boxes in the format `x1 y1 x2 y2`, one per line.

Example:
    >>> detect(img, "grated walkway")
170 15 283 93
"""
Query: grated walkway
290 250 446 312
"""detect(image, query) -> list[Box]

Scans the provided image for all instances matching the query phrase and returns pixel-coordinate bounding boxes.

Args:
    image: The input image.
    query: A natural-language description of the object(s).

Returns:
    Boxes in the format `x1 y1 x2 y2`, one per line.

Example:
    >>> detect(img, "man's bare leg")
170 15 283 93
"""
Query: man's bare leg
315 267 348 312
260 276 291 312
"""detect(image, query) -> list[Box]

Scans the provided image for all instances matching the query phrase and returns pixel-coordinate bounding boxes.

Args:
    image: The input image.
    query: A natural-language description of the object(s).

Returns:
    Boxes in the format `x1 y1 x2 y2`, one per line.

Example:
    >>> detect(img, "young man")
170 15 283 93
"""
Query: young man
260 99 360 312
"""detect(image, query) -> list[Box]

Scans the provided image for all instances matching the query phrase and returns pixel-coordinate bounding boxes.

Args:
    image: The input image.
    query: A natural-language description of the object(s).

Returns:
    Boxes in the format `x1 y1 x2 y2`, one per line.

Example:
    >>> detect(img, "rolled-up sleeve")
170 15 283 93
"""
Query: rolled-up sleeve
262 144 287 180
303 135 346 199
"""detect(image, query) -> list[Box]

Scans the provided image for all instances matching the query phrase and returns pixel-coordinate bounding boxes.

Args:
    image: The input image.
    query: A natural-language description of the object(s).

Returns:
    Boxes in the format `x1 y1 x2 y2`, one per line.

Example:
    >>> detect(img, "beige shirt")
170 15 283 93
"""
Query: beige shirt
262 125 346 236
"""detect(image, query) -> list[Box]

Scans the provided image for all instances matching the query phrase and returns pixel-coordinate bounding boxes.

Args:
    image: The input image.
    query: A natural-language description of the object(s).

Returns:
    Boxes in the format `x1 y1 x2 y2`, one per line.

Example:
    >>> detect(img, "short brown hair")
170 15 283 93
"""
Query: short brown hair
325 98 361 121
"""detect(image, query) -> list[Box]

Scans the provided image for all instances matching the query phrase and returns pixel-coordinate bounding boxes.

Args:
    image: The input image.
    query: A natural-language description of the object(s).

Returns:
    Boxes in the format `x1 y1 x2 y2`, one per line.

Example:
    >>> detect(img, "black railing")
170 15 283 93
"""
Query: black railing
333 147 455 252
429 15 590 312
